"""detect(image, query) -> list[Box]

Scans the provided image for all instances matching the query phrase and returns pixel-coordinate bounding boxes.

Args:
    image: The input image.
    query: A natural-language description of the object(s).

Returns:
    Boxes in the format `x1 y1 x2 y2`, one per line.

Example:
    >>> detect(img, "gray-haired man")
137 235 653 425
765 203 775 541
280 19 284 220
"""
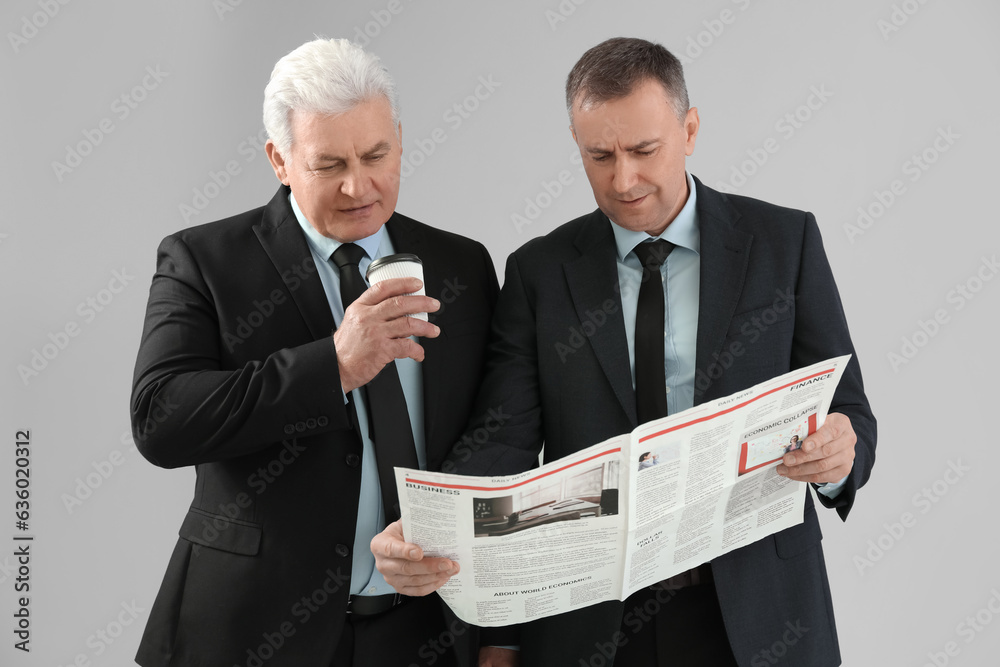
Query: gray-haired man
132 38 498 666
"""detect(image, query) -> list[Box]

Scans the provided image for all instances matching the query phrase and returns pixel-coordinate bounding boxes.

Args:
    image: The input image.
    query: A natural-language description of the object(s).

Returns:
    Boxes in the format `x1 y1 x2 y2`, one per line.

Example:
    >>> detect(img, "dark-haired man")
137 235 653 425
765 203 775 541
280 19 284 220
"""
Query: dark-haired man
374 37 875 667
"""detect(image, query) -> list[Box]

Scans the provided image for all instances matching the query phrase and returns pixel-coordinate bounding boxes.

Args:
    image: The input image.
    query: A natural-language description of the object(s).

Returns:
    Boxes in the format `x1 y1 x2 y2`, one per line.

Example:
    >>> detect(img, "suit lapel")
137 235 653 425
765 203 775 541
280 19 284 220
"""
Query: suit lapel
252 186 336 341
383 214 445 455
692 177 753 404
563 211 637 427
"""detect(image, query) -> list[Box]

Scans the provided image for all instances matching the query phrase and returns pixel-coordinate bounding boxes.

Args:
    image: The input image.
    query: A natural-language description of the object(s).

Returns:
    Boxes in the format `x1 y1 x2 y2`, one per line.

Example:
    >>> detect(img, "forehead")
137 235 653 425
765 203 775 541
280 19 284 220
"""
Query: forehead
572 80 677 143
289 97 396 152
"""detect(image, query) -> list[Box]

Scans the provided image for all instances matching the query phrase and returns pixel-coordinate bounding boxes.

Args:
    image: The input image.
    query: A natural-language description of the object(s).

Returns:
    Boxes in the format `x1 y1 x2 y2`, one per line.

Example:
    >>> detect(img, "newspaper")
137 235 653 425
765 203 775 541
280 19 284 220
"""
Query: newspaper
396 355 851 626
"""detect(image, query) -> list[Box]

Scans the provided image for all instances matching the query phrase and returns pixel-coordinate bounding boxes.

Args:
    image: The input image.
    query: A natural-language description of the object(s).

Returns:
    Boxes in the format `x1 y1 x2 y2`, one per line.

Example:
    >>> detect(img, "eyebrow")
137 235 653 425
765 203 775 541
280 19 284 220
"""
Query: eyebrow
362 141 392 156
313 141 393 164
585 139 659 155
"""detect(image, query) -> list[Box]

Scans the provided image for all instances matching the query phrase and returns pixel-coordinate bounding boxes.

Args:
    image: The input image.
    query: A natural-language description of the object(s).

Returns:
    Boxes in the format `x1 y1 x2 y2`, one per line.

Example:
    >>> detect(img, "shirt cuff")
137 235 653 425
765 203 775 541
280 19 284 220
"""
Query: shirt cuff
815 473 849 498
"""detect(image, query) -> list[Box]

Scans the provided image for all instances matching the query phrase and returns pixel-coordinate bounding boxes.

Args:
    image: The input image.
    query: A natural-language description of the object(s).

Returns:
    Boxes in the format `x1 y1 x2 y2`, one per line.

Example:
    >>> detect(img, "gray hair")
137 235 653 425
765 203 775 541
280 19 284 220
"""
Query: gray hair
565 37 689 124
263 38 400 155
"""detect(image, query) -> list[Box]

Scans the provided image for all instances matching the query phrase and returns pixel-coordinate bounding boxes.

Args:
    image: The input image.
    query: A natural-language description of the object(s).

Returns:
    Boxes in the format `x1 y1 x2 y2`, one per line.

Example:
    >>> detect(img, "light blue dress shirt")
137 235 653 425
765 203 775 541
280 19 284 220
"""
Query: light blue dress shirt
609 173 845 498
290 193 426 596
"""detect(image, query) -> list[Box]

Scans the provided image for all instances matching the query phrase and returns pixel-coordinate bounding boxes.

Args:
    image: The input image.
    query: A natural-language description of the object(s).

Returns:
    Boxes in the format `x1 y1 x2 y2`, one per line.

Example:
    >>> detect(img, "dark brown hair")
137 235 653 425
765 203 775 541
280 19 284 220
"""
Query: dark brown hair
566 37 689 123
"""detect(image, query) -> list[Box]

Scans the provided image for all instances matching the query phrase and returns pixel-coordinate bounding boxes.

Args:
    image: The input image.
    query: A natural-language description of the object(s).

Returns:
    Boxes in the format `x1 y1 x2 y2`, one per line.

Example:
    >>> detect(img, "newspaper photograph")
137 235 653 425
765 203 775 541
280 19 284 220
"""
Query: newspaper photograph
396 355 851 626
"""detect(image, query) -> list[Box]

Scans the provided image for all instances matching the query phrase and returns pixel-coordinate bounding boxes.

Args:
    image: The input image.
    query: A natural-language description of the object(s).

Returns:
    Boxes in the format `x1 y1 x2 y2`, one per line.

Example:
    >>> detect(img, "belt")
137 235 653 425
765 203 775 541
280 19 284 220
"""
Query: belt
652 563 714 591
346 592 405 617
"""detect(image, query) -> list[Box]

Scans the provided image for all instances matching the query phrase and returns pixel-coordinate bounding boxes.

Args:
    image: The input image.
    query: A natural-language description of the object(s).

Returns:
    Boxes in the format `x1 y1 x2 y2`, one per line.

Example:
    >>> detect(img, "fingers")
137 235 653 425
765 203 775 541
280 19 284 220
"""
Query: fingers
777 413 856 483
380 310 440 340
355 277 424 305
380 555 458 578
371 520 419 559
392 573 453 597
371 521 460 597
382 558 458 596
358 278 442 321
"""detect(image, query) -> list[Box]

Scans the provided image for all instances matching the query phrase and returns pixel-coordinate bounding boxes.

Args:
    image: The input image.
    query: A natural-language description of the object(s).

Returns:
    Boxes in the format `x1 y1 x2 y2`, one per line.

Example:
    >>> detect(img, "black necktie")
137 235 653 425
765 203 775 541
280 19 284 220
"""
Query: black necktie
332 243 420 523
633 240 675 424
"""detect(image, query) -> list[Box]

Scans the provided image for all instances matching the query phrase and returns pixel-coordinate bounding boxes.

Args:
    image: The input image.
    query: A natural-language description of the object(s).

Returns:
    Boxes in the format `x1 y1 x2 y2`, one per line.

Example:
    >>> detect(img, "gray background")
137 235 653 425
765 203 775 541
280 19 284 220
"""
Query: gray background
2 0 998 664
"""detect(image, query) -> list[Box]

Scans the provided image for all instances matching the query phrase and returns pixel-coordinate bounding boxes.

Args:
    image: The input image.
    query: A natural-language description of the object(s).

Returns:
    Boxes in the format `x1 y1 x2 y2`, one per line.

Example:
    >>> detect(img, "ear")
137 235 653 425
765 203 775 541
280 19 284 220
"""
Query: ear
683 107 700 157
265 140 290 185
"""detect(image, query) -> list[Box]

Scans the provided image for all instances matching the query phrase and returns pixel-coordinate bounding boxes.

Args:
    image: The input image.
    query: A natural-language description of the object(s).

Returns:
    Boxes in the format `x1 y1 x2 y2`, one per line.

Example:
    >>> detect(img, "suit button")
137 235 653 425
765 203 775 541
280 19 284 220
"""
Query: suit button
306 418 317 429
283 424 295 435
295 421 306 432
335 544 350 558
345 454 360 467
317 416 329 427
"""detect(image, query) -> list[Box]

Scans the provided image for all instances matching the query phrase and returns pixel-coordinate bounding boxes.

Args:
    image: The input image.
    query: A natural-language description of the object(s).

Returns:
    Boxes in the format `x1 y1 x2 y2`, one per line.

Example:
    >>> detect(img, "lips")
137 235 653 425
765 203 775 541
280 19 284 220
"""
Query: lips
340 202 377 215
619 194 647 206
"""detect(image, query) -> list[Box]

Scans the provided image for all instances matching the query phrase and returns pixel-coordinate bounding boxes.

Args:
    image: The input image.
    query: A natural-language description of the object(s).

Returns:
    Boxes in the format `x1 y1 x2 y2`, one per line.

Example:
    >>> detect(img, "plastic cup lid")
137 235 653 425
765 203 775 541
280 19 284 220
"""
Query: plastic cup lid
366 253 422 279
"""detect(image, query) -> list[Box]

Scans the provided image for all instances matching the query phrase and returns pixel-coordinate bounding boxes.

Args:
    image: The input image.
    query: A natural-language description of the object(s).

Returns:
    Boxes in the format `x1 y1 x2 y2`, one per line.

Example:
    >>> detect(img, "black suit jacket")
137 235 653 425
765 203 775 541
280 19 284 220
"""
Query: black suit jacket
131 186 498 666
446 177 876 667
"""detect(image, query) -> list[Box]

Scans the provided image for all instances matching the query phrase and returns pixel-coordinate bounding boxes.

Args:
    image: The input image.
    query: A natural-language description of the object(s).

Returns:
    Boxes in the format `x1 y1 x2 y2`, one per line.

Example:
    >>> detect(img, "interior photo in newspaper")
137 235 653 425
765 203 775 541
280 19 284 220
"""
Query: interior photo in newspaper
395 355 851 626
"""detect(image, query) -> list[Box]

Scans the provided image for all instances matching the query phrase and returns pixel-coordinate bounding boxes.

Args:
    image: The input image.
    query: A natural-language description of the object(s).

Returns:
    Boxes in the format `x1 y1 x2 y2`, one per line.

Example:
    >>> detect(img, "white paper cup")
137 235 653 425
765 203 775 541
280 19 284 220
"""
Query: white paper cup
365 253 427 321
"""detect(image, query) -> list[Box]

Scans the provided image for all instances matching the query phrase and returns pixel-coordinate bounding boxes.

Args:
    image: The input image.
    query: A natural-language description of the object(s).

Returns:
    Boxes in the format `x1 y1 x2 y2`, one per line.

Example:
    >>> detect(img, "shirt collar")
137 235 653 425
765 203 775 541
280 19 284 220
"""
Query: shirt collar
609 171 700 262
290 192 385 262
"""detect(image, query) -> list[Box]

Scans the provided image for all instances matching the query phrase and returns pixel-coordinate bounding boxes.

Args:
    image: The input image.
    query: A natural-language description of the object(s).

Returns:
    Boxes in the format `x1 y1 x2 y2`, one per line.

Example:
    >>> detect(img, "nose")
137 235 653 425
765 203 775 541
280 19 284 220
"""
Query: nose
340 162 368 199
611 156 638 194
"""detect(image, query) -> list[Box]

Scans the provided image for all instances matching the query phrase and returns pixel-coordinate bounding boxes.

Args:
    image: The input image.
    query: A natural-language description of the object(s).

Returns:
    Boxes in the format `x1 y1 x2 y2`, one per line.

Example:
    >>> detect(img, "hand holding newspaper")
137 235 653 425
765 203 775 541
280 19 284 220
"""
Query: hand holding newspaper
395 356 851 626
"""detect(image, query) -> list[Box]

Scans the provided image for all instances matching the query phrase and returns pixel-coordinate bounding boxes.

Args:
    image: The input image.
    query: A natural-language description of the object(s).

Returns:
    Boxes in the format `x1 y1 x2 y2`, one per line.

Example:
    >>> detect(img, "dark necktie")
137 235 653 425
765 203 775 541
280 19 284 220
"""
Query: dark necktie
633 240 675 424
332 243 420 523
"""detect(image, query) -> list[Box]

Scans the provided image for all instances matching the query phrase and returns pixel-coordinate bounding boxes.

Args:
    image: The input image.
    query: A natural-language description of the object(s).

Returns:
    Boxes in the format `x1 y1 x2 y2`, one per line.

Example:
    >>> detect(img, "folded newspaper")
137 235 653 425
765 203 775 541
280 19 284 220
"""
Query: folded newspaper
396 355 851 626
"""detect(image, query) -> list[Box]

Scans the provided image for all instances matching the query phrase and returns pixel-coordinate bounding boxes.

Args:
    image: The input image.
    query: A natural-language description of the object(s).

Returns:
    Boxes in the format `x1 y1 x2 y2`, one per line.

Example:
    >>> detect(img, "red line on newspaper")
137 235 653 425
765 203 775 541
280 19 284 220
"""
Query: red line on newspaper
637 367 835 444
405 447 622 491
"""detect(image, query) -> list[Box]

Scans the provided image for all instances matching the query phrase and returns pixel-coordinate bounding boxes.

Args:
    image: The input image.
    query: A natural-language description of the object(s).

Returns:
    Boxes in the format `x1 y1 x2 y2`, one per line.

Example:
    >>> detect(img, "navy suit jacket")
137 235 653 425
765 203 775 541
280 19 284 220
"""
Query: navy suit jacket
445 176 876 667
131 186 498 666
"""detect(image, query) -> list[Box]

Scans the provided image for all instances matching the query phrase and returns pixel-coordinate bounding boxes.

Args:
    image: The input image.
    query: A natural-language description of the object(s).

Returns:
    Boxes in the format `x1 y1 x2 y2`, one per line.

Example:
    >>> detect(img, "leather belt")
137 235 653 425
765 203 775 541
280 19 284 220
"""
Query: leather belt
346 592 405 617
